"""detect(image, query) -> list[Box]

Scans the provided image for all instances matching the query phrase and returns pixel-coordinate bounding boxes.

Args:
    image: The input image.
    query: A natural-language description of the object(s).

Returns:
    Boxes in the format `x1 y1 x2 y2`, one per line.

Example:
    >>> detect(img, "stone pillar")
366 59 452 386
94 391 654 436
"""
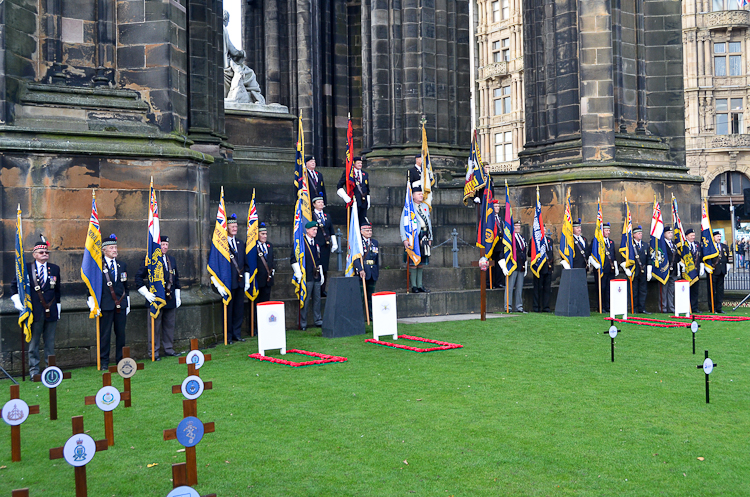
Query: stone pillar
265 0 281 103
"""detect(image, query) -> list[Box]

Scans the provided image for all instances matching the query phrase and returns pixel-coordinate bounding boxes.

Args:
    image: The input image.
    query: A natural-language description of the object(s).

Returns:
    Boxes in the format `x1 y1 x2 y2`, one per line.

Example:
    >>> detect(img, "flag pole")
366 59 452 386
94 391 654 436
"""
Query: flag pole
151 316 155 361
406 263 410 293
506 274 510 313
250 302 255 337
597 268 602 313
361 274 370 325
223 303 228 345
629 276 635 314
488 264 493 289
710 273 715 313
21 333 25 381
96 316 101 371
480 247 487 321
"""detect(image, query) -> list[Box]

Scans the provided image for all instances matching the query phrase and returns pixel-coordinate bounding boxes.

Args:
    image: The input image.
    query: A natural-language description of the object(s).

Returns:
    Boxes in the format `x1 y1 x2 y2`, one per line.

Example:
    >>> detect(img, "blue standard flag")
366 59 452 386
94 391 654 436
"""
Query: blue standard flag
401 180 421 266
346 197 364 276
245 189 259 301
672 195 699 285
292 185 308 307
81 190 102 318
530 186 548 277
14 205 33 342
146 178 167 318
502 181 517 276
619 198 636 273
207 187 233 305
475 178 498 258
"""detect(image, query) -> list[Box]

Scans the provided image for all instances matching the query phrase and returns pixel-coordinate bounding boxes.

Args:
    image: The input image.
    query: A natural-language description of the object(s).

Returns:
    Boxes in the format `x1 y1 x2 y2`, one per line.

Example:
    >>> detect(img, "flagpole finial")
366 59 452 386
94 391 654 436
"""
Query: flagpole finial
348 111 351 120
420 115 426 126
17 203 21 210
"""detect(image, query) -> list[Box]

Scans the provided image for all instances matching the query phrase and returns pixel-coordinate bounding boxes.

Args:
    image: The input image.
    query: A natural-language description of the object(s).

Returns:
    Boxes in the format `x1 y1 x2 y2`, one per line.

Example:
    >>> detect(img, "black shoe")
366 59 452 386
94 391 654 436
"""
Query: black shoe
321 290 327 297
717 310 725 314
642 311 651 314
411 287 419 293
238 338 246 342
226 341 233 345
301 327 307 331
155 357 161 361
165 352 181 357
419 287 430 293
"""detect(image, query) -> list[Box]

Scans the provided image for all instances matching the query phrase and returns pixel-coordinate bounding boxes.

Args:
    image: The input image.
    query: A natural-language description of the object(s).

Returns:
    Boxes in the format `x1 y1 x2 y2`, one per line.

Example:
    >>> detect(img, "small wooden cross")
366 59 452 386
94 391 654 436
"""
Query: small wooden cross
171 462 217 496
5 384 40 462
107 347 143 408
84 372 130 446
697 350 718 404
32 355 71 420
49 416 108 497
11 489 29 497
164 399 216 486
178 339 212 369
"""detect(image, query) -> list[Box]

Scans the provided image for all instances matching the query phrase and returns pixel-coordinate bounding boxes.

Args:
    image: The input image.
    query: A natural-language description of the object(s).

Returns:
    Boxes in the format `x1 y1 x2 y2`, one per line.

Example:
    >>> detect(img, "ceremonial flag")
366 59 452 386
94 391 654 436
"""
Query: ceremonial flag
146 178 167 318
401 180 421 266
619 198 636 271
245 189 259 301
559 189 574 267
591 198 606 270
649 198 670 284
292 186 308 307
345 197 364 276
672 195 699 285
421 120 436 211
530 187 548 277
293 113 312 222
475 179 498 258
502 181 517 276
701 198 719 265
14 206 33 342
344 113 356 206
207 187 232 305
463 130 488 205
81 191 102 319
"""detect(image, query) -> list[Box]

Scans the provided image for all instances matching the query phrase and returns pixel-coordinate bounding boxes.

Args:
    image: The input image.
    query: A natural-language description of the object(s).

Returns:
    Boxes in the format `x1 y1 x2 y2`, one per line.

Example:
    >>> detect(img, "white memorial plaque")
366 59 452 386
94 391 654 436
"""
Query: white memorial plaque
610 279 628 319
608 325 618 338
674 280 691 317
117 358 138 379
95 386 121 412
691 321 699 333
2 399 30 426
167 486 201 497
257 301 286 356
703 358 714 375
41 366 64 388
372 291 398 341
63 433 97 467
181 375 204 400
185 350 205 369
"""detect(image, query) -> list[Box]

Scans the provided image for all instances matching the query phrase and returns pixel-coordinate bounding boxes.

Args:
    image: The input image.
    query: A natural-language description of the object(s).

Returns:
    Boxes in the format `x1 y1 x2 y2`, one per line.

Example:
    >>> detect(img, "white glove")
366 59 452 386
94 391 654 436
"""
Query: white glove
473 197 481 204
561 260 570 270
588 255 601 270
647 265 652 281
244 272 250 292
175 289 182 308
679 261 685 273
331 235 338 253
126 296 131 316
138 286 156 303
271 269 276 277
700 263 705 277
705 264 714 274
524 261 528 277
10 294 24 312
319 266 325 286
499 259 509 276
614 263 619 277
292 262 302 282
86 296 101 316
336 188 352 204
211 276 228 297
367 195 371 210
624 267 632 278
57 303 61 316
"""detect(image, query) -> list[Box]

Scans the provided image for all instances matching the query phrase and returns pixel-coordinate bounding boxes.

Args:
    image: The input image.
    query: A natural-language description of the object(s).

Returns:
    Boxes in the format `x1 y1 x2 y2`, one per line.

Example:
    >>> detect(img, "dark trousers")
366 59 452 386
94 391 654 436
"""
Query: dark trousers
360 278 377 316
257 286 272 304
28 319 56 377
690 282 700 313
532 273 552 312
148 307 176 359
100 309 127 366
357 204 368 227
491 261 504 288
631 271 648 312
227 287 244 340
707 274 725 312
600 272 613 311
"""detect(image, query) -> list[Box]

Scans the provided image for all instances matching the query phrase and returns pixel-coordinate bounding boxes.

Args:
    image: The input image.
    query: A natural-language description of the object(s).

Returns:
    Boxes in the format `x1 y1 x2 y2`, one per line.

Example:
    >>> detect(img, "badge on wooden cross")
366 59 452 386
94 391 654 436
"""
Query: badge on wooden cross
32 355 71 420
84 372 130 446
3 384 40 462
108 347 144 408
697 350 717 404
163 400 216 486
166 462 216 497
49 415 108 497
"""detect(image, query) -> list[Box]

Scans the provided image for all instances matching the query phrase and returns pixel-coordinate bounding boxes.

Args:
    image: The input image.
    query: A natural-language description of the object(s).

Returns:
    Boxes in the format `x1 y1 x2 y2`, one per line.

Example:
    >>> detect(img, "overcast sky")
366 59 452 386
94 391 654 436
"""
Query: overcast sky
224 0 243 50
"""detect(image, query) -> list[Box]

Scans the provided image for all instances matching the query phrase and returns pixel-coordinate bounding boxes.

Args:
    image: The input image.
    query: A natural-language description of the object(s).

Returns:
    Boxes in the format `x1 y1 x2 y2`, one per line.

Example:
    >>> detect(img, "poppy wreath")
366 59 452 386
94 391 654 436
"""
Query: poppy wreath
365 334 462 353
677 314 750 322
248 349 347 367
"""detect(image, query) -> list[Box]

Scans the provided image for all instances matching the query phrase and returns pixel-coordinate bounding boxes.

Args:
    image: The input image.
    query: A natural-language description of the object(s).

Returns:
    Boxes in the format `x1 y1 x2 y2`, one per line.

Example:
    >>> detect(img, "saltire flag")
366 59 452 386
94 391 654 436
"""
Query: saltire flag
293 112 312 222
619 197 636 272
502 180 517 276
207 186 233 305
420 120 436 211
292 186 308 307
81 191 102 319
245 189 259 301
345 197 364 276
475 179 498 258
701 198 719 266
649 198 670 284
401 180 421 266
14 205 33 342
590 198 607 270
559 189 574 267
463 130 488 205
672 195 699 285
530 187 548 277
146 178 167 318
344 113 356 206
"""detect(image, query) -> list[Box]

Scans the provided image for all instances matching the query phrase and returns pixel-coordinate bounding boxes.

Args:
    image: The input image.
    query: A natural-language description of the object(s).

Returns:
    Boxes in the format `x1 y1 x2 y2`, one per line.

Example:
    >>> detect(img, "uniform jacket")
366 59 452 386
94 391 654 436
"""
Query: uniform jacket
306 168 327 205
227 237 248 290
337 169 370 206
313 209 334 250
354 238 379 281
663 239 681 274
257 242 275 288
400 202 433 242
572 235 589 269
291 237 322 282
12 262 61 321
602 238 618 275
101 259 129 312
135 253 181 310
512 232 527 267
632 239 649 274
408 165 423 190
709 243 729 275
527 236 555 275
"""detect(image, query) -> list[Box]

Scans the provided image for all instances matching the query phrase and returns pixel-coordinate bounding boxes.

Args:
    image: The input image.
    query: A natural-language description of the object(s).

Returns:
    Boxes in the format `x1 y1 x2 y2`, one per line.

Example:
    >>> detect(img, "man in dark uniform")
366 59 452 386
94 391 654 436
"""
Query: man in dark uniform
291 221 324 330
659 226 681 313
256 223 275 304
95 234 130 367
354 219 379 312
705 230 729 313
686 228 702 312
491 200 504 289
305 156 326 205
337 156 370 226
571 218 590 269
408 154 423 190
11 235 61 380
226 214 248 343
528 225 554 312
135 235 181 361
312 196 337 296
631 225 650 313
593 222 618 312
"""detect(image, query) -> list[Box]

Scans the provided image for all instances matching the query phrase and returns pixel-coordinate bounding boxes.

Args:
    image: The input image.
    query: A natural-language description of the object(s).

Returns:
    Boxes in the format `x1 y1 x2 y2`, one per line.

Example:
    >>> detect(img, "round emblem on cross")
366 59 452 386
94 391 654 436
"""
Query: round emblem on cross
41 366 64 389
181 375 204 400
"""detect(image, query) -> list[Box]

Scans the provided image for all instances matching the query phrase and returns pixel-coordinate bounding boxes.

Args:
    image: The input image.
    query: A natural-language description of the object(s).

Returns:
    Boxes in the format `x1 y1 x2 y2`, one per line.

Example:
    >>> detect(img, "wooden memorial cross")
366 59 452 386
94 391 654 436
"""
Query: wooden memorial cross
32 355 71 420
163 399 216 486
84 372 130 446
11 489 29 497
49 415 108 497
170 462 217 496
178 339 212 372
107 347 143 408
4 384 40 462
607 325 620 362
697 350 717 404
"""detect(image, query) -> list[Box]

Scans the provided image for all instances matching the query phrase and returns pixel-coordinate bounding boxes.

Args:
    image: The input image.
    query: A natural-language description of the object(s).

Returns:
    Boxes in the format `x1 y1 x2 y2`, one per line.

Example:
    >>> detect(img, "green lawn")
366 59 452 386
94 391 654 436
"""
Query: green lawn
1 312 749 496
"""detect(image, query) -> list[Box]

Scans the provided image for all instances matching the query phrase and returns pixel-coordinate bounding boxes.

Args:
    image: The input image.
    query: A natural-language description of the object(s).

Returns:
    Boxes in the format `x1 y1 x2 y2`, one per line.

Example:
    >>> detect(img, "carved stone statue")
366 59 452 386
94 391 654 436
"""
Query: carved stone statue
223 11 266 105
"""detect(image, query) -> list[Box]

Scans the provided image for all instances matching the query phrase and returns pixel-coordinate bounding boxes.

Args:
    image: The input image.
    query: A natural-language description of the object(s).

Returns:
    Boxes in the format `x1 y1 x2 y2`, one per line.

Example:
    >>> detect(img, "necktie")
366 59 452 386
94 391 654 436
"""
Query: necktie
110 260 115 278
38 264 45 285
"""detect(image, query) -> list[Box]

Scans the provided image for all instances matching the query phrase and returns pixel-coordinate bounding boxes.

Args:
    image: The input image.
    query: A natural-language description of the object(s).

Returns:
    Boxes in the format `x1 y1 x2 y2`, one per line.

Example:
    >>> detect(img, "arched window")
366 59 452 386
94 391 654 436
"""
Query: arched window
708 171 750 196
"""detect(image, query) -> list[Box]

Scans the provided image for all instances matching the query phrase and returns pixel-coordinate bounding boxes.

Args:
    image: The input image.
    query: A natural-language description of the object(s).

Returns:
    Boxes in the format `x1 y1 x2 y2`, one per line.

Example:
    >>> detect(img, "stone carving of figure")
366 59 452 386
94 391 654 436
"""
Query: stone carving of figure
223 10 266 105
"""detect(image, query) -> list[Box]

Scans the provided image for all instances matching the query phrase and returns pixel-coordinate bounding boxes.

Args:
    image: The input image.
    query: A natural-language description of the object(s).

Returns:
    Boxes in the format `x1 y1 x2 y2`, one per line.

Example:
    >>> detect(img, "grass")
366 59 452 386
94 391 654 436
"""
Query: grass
1 311 750 496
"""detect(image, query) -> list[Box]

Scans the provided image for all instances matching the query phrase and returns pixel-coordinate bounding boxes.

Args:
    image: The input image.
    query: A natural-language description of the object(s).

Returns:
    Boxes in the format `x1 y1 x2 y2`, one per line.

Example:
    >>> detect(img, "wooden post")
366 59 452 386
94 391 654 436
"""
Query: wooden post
223 303 228 345
598 269 602 314
171 463 217 496
49 416 108 497
178 339 212 369
250 301 255 337
629 276 635 314
150 316 155 361
84 372 130 446
406 262 410 293
709 273 715 313
480 247 487 321
7 384 40 462
506 274 510 313
12 489 29 497
32 355 71 420
361 274 370 325
164 399 216 486
21 333 25 382
488 264 493 290
95 316 101 371
108 347 143 408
